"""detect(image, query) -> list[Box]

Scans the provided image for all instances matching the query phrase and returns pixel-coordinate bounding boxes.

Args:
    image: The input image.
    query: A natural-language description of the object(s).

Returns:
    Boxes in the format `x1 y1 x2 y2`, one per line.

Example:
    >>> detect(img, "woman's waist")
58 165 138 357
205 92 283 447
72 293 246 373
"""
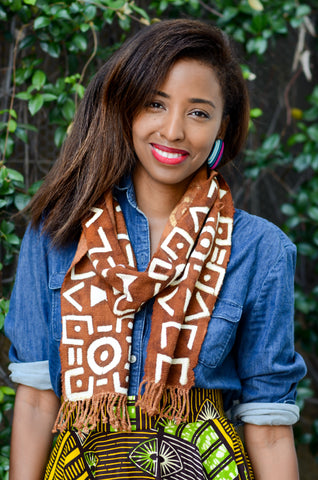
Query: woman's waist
64 388 224 433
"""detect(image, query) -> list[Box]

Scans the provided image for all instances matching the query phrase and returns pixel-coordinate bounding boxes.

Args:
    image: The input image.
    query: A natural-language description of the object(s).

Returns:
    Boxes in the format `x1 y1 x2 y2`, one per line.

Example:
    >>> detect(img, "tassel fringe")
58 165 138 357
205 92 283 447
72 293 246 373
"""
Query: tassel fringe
54 384 190 434
53 393 131 434
136 381 190 425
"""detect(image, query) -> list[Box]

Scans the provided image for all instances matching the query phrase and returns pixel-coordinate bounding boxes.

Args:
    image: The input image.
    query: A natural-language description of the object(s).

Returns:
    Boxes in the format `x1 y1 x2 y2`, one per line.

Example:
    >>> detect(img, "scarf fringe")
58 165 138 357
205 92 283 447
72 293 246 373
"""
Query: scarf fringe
136 381 190 425
53 393 131 434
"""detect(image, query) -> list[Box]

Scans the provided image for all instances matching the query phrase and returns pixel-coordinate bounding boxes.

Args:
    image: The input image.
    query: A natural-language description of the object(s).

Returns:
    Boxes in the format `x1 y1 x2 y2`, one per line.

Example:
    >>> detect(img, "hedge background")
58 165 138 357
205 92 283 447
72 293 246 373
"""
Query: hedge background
1 1 318 478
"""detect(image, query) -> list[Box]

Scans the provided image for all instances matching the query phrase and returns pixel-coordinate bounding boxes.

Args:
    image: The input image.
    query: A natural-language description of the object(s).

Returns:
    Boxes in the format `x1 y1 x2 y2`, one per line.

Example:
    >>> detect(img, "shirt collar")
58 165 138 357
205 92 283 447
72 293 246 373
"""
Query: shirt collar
113 175 138 210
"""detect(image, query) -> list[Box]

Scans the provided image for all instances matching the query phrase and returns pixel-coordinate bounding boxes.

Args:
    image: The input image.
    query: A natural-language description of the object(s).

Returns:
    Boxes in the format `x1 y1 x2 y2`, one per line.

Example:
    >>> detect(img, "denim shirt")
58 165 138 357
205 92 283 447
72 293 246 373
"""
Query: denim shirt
5 176 306 425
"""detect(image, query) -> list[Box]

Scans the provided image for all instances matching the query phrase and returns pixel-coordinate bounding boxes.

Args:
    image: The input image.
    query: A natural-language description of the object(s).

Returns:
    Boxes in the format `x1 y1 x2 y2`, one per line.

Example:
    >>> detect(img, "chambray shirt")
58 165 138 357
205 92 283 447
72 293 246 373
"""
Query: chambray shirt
5 176 306 425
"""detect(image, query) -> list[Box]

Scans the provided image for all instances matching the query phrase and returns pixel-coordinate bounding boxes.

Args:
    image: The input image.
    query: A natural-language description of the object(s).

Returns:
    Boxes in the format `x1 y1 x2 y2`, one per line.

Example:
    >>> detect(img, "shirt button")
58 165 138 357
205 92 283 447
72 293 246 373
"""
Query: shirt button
130 354 137 364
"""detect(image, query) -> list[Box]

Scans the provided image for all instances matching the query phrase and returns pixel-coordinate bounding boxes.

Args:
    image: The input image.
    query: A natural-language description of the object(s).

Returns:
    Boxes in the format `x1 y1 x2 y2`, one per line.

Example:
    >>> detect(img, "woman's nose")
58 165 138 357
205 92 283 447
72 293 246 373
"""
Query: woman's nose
159 109 185 142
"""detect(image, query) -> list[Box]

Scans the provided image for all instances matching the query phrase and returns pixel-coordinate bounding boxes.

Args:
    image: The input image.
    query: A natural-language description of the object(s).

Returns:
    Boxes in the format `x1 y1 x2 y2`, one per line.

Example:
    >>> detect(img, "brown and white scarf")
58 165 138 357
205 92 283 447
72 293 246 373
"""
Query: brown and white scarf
54 167 234 433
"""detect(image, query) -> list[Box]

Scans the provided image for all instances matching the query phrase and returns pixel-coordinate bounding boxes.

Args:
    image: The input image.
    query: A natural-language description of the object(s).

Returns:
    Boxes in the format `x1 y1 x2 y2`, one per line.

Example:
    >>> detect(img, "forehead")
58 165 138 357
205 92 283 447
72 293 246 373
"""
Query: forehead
157 58 223 100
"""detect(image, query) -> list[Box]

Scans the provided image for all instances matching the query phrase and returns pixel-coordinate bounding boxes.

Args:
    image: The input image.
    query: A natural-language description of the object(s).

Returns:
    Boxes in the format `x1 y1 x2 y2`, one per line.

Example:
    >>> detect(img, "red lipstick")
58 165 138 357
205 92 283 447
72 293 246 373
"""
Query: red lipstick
151 144 189 165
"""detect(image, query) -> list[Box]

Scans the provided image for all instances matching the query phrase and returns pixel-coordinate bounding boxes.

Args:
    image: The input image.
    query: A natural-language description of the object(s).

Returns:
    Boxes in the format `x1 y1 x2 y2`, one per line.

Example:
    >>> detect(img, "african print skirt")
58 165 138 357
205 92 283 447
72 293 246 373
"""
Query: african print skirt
45 389 254 480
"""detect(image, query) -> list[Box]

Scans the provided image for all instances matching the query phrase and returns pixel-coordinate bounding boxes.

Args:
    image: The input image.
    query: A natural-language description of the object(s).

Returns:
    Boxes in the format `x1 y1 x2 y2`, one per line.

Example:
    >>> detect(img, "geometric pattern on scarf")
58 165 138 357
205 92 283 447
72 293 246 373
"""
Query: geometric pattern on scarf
55 168 234 433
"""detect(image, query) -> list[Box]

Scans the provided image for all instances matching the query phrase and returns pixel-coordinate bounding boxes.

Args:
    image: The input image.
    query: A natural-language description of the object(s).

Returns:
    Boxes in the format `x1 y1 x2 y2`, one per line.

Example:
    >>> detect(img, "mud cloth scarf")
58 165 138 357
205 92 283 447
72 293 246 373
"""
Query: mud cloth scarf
54 167 234 434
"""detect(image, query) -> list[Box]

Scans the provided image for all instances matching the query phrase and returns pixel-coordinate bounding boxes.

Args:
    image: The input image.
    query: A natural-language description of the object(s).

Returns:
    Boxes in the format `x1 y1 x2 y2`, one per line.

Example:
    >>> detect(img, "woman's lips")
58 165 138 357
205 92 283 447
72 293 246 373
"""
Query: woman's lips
151 144 189 165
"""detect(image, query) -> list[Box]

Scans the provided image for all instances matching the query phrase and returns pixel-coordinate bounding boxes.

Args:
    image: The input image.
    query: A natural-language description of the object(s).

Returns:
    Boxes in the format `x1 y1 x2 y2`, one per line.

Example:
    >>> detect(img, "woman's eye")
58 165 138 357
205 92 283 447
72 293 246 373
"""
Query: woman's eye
190 110 210 119
147 101 164 110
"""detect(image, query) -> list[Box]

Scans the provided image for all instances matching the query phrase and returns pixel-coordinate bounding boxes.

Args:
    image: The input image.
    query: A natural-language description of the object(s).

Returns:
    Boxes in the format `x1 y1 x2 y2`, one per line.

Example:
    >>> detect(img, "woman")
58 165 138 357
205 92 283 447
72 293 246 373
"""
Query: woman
5 19 306 480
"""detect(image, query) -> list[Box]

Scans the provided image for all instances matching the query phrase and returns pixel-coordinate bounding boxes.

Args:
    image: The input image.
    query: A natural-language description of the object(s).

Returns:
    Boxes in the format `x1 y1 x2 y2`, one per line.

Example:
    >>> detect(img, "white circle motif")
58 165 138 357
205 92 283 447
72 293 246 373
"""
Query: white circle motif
200 238 210 248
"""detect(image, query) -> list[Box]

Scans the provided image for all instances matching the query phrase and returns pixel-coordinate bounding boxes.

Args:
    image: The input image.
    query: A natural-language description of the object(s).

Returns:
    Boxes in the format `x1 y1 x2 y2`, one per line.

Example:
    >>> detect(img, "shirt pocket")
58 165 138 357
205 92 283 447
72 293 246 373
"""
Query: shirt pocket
49 272 66 341
198 298 242 368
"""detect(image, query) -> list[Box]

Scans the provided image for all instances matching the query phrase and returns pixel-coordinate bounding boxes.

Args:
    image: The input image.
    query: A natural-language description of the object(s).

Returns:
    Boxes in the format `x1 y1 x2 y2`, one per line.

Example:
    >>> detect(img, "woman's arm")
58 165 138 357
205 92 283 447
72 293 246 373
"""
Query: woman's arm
244 423 299 480
9 384 60 480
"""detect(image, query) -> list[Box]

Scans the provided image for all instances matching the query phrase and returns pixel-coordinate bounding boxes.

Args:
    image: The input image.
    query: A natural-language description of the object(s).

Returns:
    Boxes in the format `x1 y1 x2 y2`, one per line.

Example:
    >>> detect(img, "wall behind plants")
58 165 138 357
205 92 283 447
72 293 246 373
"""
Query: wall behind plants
0 0 318 478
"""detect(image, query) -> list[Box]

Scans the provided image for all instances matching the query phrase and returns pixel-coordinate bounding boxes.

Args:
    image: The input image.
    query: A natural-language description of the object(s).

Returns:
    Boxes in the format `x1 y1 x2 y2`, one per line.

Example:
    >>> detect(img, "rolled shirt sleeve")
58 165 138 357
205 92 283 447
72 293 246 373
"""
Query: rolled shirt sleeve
232 232 306 425
5 224 53 390
8 360 52 390
231 402 300 425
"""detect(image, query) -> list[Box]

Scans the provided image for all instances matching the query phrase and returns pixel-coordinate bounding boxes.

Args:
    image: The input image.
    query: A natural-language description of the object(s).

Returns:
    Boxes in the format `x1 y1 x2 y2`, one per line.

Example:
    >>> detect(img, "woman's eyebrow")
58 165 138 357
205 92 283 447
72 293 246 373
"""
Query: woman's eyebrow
154 90 215 109
189 98 216 109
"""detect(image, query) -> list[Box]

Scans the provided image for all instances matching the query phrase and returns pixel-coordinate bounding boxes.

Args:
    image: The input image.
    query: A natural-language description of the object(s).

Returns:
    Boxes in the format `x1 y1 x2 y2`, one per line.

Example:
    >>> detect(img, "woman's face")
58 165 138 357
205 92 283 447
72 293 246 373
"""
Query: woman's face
132 59 226 191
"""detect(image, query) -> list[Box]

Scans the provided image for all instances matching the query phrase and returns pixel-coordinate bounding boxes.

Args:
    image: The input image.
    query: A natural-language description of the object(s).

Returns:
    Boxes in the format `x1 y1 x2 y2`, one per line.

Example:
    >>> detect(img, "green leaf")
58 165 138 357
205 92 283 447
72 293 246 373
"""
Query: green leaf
0 220 15 235
72 34 88 51
28 94 44 115
0 136 14 157
14 192 30 211
32 70 46 89
117 14 131 31
54 126 66 147
0 386 15 396
18 123 37 132
41 93 58 102
131 3 150 20
246 37 267 55
28 179 43 195
14 127 28 143
73 84 85 99
34 16 51 30
218 6 238 24
16 91 32 100
8 119 17 133
23 0 36 4
307 207 318 222
232 28 245 44
287 133 306 146
250 108 263 118
40 42 61 58
262 134 280 152
62 98 75 122
296 4 311 17
79 23 91 33
294 153 312 172
0 5 7 21
9 0 22 12
84 5 97 20
19 34 35 50
55 8 71 20
0 109 17 119
7 168 24 183
281 204 297 216
5 234 20 245
307 125 318 143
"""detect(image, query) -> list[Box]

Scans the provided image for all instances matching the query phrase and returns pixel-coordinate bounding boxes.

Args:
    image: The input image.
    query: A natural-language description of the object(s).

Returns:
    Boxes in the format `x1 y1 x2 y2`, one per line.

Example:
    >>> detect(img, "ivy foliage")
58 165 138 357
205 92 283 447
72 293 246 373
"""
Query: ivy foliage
0 0 317 468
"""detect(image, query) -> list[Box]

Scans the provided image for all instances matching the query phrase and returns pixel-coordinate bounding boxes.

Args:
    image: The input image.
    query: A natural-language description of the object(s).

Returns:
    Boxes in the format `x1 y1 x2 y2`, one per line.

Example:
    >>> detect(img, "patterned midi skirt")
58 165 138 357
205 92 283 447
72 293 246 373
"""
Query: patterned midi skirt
45 389 254 480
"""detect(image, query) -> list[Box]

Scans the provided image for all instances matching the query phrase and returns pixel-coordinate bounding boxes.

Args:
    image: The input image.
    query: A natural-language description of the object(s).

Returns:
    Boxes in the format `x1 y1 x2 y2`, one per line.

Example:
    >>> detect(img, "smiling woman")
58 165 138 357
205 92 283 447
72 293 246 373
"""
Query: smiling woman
132 59 227 252
4 19 306 480
132 59 225 192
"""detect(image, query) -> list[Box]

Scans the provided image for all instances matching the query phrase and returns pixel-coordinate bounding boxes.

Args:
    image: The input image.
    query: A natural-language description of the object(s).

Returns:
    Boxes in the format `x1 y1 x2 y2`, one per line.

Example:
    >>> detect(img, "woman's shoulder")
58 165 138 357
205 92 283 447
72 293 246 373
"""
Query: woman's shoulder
20 221 78 277
229 209 296 283
233 208 295 253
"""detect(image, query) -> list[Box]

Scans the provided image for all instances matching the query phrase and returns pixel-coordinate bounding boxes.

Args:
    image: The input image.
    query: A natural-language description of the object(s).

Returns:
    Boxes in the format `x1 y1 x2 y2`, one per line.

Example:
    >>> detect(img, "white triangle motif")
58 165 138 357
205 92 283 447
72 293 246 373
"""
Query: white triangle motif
189 206 209 233
91 285 107 307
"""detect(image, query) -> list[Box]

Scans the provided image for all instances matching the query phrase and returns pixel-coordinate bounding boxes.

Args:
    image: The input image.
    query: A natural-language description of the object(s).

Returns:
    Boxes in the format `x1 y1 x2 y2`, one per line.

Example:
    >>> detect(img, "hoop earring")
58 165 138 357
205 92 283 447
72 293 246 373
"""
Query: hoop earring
207 139 224 169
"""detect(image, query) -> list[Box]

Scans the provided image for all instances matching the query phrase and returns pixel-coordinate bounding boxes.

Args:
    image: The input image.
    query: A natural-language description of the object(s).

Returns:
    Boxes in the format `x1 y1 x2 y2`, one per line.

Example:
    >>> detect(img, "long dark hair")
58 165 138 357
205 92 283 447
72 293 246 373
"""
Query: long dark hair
29 19 250 246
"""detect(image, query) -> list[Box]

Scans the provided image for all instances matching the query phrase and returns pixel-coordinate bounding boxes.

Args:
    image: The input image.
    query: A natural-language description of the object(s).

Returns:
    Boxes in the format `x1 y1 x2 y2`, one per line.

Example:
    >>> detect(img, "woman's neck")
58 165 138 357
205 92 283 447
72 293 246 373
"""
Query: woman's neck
132 169 190 255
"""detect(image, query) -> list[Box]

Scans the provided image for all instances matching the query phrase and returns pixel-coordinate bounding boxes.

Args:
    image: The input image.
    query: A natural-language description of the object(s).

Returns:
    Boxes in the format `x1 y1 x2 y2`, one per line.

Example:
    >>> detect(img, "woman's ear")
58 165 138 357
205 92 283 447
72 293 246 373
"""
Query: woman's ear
218 115 230 139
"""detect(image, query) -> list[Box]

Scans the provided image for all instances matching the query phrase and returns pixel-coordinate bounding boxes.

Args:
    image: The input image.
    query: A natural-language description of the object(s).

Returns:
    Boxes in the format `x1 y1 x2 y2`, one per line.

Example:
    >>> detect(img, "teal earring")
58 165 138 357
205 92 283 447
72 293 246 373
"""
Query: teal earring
207 139 224 169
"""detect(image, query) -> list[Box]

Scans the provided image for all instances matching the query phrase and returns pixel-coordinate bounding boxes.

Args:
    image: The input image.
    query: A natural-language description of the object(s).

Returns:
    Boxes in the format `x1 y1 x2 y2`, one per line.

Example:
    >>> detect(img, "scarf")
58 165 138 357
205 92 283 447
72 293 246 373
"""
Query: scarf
54 168 234 433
